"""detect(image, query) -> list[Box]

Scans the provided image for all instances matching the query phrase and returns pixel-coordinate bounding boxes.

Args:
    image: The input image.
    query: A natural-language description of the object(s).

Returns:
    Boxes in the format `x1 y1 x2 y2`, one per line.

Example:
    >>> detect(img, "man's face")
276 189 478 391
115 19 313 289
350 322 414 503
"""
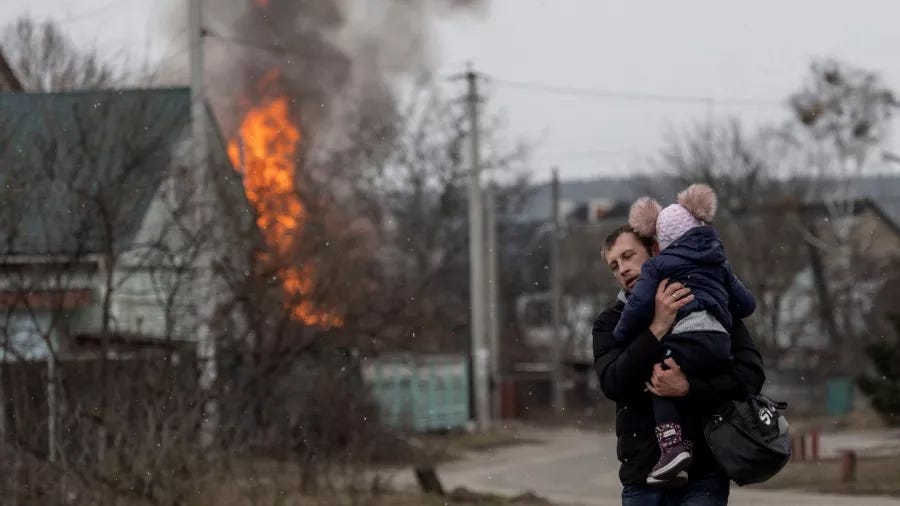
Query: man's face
604 232 653 292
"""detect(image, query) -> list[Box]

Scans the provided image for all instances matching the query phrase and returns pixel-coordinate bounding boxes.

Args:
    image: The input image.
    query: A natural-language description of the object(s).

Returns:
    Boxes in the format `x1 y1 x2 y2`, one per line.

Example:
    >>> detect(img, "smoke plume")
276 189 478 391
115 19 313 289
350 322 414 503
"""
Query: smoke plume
163 0 487 139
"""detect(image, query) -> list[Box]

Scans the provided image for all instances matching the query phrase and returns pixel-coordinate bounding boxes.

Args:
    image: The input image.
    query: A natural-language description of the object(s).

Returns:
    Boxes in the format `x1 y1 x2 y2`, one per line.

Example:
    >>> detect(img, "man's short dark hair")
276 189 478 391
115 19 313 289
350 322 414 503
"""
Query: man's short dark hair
603 224 655 256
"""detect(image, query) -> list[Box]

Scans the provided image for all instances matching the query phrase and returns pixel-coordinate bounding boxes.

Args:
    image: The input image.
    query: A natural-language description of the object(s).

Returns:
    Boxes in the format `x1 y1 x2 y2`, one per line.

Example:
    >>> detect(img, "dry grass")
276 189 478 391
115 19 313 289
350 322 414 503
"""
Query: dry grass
398 424 544 464
190 422 552 506
299 489 552 506
754 455 900 497
200 439 554 506
439 426 544 453
206 484 553 506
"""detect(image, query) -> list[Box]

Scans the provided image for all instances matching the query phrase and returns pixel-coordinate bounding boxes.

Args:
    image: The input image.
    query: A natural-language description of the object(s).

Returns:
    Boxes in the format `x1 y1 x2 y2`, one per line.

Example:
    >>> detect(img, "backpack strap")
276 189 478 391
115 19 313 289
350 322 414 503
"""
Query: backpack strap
752 393 788 411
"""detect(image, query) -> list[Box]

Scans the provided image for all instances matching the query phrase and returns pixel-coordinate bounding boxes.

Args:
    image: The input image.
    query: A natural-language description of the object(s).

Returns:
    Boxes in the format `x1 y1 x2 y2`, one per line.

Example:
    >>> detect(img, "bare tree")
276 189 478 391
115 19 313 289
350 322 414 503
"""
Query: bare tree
777 60 898 369
318 85 531 354
2 17 126 91
649 118 804 352
0 14 532 499
0 86 244 505
653 119 778 214
650 60 898 369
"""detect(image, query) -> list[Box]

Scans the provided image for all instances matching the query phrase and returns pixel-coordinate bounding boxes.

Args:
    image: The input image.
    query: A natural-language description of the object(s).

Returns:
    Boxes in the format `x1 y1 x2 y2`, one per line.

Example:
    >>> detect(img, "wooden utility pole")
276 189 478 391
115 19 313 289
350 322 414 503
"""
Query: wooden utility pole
551 168 564 414
484 184 501 420
466 67 489 431
189 0 218 447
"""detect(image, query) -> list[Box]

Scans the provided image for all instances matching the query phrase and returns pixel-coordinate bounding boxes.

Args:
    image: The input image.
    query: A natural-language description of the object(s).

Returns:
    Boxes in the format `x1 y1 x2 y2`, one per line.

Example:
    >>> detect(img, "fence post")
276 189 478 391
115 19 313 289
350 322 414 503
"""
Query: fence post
47 352 57 462
0 363 6 440
799 432 807 461
841 450 857 483
810 431 820 461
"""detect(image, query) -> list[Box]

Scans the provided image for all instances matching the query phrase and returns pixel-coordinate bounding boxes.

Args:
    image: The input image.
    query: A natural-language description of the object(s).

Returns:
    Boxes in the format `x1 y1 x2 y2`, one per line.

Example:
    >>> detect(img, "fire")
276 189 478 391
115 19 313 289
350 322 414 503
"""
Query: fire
227 83 342 327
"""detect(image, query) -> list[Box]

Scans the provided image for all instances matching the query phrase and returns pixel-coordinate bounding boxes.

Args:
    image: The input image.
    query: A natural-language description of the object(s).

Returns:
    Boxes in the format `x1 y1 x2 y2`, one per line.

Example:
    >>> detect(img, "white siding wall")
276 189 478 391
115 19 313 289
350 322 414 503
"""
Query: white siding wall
0 311 52 360
109 147 243 343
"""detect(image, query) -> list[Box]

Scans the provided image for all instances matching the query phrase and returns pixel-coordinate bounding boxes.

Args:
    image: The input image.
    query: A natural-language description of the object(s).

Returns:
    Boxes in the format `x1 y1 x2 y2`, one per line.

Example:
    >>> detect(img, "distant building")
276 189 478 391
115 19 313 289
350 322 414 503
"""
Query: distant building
515 187 900 366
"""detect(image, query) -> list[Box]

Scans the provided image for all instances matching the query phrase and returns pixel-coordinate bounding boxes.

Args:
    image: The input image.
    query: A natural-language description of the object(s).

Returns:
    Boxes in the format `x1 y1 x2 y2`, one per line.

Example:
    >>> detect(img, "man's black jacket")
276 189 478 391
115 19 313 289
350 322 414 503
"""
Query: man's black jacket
593 298 766 485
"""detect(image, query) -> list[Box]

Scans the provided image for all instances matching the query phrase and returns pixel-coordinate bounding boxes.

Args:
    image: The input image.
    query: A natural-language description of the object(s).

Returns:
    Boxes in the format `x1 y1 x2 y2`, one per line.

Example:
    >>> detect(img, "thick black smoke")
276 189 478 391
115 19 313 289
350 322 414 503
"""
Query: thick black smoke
194 0 486 139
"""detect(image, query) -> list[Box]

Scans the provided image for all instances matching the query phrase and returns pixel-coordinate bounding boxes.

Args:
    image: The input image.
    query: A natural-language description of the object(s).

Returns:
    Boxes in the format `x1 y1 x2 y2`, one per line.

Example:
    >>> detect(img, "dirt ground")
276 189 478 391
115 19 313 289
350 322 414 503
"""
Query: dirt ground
756 455 900 497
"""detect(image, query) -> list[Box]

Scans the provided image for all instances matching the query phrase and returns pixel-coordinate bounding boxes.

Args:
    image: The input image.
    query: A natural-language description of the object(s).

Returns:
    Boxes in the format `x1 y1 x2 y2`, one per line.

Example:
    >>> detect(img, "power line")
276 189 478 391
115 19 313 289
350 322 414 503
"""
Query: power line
202 30 774 109
203 28 414 74
534 148 654 161
203 27 348 63
202 29 304 57
148 28 191 68
489 77 782 108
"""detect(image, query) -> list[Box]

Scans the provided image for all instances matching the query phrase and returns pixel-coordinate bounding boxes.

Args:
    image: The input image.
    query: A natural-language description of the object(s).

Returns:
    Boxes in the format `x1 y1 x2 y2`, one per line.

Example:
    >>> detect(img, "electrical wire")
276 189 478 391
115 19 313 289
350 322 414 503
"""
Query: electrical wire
489 77 781 107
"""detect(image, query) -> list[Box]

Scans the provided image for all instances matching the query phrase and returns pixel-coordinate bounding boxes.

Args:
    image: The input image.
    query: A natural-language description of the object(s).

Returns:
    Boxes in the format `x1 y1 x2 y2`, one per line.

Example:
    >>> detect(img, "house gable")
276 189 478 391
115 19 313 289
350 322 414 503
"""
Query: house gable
0 88 190 256
0 87 255 350
0 47 23 92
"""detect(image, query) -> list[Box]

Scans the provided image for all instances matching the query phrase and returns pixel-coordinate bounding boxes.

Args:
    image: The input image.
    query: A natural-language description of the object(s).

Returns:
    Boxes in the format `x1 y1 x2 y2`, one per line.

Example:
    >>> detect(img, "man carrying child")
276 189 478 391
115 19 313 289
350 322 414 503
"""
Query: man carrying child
593 184 766 506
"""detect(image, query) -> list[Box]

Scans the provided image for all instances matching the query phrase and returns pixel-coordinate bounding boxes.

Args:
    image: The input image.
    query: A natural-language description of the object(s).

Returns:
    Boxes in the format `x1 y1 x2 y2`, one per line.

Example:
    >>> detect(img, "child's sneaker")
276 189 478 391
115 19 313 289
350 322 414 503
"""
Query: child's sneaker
648 423 693 481
646 470 688 488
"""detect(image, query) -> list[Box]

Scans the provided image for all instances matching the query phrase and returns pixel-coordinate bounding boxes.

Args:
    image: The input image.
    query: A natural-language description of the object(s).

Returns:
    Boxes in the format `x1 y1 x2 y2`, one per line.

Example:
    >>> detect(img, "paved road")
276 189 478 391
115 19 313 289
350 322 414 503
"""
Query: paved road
400 426 900 506
816 428 900 459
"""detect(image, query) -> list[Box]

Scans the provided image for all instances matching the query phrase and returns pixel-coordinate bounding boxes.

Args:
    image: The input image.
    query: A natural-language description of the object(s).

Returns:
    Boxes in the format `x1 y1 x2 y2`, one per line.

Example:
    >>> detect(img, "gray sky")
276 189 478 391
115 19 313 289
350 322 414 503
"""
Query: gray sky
3 1 900 182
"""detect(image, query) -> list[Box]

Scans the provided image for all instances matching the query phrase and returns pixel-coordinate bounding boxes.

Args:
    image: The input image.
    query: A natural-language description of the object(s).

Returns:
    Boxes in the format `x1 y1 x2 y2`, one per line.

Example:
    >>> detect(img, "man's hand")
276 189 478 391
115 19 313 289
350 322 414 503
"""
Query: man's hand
649 278 694 340
645 358 689 397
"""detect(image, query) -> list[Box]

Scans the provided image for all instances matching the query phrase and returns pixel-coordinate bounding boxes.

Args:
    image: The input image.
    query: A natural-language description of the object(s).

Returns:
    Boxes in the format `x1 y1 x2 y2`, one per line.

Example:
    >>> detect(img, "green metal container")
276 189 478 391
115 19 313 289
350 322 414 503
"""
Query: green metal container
363 353 470 432
826 377 854 416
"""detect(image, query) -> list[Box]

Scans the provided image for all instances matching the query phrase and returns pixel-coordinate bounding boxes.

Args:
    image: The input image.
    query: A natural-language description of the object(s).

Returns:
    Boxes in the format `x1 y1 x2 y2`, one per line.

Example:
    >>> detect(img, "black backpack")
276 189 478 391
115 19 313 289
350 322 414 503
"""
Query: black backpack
703 394 792 486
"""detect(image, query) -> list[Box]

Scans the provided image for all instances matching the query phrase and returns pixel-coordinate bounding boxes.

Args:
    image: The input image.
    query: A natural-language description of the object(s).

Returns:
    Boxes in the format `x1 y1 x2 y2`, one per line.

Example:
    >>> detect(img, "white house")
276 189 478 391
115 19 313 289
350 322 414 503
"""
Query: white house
0 88 255 361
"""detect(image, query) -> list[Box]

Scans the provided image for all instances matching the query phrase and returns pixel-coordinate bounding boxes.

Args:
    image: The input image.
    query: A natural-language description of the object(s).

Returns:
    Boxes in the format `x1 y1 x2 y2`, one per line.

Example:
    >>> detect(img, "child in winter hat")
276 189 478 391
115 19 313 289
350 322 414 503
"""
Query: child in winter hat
650 187 715 250
614 184 757 486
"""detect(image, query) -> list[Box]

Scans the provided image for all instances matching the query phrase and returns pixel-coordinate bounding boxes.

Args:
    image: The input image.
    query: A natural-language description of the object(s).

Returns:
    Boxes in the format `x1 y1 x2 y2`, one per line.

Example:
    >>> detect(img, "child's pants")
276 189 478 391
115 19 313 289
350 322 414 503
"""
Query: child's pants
653 330 732 426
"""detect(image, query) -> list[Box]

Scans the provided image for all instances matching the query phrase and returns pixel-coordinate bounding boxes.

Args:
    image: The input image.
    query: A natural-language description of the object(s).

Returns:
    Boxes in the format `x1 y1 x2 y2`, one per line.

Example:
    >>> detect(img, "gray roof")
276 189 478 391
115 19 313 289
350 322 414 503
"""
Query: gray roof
820 174 900 227
0 88 213 255
518 178 643 223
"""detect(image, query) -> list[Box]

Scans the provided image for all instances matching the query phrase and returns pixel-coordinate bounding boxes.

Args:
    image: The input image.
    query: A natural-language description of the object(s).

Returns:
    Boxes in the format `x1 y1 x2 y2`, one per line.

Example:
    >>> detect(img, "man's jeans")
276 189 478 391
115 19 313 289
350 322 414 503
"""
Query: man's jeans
622 475 730 506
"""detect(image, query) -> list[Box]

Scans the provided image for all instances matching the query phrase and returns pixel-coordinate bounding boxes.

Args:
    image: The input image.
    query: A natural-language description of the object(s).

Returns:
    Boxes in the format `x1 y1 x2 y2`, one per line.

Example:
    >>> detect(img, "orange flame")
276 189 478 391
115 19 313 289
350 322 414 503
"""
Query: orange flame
227 85 342 327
